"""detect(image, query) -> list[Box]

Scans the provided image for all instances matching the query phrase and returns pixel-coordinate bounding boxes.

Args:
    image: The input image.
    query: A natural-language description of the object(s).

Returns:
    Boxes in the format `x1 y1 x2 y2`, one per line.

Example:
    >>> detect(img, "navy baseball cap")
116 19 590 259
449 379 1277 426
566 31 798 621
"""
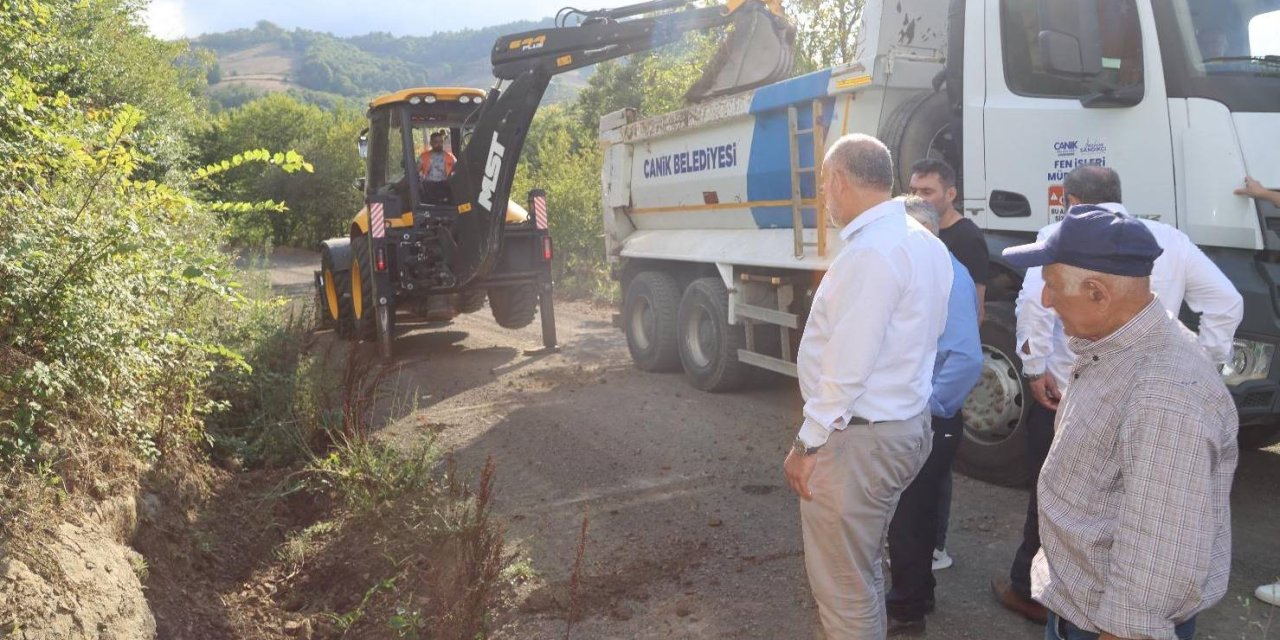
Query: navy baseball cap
1003 205 1163 277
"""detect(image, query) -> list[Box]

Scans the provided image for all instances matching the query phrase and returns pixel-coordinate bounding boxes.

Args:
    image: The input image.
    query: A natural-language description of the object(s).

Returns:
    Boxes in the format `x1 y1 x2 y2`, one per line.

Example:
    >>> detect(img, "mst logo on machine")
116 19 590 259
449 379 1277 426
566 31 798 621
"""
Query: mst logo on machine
508 35 547 51
478 132 506 212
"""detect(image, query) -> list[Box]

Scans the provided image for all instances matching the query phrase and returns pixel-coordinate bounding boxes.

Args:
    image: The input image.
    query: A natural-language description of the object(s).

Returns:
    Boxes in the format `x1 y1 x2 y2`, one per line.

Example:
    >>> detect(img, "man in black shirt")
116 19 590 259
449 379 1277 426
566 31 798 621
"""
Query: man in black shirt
907 158 990 578
911 158 989 318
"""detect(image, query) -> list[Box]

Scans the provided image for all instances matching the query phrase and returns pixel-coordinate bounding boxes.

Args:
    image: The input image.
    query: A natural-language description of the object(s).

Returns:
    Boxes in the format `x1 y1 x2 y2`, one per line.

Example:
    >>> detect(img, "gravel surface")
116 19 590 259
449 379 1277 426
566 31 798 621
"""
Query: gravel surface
270 250 1280 639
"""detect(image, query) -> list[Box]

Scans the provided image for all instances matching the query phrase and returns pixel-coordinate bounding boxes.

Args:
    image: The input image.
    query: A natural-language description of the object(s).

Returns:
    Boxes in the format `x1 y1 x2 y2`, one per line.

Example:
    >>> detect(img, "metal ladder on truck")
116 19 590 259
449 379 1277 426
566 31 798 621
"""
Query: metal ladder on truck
733 99 829 379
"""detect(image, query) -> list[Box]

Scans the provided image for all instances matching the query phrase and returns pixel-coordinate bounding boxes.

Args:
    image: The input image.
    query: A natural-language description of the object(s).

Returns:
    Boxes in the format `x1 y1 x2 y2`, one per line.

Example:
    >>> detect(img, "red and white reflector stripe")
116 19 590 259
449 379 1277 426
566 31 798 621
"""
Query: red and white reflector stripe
369 202 385 238
533 195 548 230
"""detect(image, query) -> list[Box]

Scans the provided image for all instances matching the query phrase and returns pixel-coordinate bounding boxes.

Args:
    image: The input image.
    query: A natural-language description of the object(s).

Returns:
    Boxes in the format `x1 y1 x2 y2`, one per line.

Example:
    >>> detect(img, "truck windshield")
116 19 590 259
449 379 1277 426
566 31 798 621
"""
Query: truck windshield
1157 0 1280 111
1174 0 1280 76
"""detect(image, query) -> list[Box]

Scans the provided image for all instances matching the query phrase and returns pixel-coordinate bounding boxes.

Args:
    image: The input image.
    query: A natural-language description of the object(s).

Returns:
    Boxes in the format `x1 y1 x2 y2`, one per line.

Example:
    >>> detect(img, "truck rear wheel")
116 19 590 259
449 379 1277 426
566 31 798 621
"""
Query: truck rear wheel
459 289 487 314
320 246 355 339
956 301 1032 487
350 234 377 341
624 271 682 372
488 285 538 329
1240 424 1280 450
880 89 962 196
677 278 750 392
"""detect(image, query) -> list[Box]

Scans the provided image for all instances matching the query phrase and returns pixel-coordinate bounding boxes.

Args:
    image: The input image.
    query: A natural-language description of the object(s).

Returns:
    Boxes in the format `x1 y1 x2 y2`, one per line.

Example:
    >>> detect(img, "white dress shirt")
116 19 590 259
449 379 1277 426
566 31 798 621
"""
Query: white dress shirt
797 199 954 447
1016 203 1244 389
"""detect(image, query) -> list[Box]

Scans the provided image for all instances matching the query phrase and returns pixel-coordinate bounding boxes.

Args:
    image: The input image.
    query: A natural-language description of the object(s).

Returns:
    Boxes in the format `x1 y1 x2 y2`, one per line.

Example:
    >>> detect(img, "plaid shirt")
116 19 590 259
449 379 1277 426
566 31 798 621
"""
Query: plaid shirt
1031 297 1238 640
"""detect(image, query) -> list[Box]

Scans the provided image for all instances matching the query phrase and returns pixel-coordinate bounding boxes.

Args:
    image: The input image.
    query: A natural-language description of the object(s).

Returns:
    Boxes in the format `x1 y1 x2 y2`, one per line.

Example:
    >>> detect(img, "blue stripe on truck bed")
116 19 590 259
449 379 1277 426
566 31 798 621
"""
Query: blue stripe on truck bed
746 69 834 229
748 69 833 115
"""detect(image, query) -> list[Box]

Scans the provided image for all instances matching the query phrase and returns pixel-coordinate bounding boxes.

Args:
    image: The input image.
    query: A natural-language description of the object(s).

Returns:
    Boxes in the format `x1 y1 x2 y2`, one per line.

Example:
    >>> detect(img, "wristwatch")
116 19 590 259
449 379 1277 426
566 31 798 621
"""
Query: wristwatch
1023 371 1045 382
792 436 824 456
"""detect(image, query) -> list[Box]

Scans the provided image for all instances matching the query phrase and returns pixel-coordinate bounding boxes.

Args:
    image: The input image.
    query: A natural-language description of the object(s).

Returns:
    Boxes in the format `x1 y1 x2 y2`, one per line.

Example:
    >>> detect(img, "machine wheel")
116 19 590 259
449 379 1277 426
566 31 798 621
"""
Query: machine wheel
677 278 750 393
623 271 682 372
459 289 488 314
879 89 963 197
955 301 1032 487
1240 424 1280 450
320 246 355 339
350 234 377 341
488 285 538 329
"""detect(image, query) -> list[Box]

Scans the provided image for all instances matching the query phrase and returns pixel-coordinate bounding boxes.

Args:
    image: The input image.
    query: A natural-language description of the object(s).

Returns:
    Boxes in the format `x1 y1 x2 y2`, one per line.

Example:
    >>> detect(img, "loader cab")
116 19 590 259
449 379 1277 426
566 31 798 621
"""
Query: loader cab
362 88 487 220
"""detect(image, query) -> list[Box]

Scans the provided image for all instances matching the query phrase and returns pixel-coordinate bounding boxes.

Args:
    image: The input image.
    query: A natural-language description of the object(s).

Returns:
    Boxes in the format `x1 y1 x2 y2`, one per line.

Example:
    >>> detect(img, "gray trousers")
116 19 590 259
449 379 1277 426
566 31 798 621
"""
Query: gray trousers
800 413 933 639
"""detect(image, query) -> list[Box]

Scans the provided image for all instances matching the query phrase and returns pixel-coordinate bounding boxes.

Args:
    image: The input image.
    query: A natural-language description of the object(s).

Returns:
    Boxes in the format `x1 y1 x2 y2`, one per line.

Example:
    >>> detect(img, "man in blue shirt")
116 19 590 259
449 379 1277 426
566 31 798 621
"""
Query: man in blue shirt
886 196 984 635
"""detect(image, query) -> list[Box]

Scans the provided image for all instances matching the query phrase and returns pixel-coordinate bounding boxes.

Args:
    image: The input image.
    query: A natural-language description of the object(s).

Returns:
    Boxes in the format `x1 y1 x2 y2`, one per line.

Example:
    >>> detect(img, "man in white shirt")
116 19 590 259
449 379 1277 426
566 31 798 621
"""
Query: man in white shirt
991 165 1244 623
783 134 953 638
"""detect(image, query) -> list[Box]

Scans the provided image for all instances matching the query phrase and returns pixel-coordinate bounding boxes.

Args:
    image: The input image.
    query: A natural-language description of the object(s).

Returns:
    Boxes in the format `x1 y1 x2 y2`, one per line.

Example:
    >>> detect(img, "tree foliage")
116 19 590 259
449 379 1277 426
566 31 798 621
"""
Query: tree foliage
193 93 365 248
785 0 865 69
0 0 319 489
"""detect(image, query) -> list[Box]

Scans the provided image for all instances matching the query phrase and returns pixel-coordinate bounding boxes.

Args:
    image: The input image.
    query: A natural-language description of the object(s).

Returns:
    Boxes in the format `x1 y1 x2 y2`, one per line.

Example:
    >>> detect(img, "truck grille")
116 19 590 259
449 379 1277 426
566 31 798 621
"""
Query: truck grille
1240 390 1274 409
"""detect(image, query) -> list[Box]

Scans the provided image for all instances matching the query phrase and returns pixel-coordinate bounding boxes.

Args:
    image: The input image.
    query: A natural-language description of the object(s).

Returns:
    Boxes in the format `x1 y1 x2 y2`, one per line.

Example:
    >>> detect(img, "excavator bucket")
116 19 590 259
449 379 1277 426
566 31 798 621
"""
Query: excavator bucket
685 1 796 103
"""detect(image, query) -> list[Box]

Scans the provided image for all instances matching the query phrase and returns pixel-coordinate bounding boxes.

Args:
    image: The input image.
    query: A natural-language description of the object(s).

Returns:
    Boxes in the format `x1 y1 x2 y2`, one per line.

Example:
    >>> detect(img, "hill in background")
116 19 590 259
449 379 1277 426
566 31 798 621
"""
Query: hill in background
198 20 590 110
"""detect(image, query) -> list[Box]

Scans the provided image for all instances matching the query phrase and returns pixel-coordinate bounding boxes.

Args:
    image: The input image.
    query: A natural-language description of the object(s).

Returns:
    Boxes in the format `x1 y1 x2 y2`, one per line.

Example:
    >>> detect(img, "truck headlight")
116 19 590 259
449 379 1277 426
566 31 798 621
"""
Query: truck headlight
1222 339 1275 385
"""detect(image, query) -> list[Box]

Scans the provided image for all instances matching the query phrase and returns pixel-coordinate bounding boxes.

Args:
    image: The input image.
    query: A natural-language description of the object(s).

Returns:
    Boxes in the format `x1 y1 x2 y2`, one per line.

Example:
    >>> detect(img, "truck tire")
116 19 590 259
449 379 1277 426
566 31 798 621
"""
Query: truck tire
879 89 962 197
350 234 376 341
1240 424 1280 450
956 301 1032 487
320 246 355 339
623 271 682 372
488 285 538 329
459 289 487 314
677 277 750 392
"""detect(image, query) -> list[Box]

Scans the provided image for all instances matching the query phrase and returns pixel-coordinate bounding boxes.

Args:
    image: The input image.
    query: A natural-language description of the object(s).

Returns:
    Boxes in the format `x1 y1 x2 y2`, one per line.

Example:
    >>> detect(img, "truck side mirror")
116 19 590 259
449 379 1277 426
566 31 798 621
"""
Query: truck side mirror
357 129 369 160
1036 0 1103 78
353 177 367 193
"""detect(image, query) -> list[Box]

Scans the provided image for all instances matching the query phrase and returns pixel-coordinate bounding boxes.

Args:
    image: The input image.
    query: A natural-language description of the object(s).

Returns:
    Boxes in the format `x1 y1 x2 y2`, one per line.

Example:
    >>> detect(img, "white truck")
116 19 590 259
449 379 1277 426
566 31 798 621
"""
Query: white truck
600 0 1280 485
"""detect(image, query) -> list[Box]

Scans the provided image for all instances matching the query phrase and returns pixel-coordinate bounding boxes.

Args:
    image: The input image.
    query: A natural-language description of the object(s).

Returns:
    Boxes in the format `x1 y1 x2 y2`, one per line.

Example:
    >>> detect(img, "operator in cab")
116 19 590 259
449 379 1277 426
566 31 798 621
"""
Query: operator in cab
419 130 456 205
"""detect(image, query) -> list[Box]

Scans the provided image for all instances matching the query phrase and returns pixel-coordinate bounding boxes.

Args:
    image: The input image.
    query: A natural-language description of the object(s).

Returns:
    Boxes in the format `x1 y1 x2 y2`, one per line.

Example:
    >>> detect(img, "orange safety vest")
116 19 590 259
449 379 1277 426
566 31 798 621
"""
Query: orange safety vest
418 149 456 181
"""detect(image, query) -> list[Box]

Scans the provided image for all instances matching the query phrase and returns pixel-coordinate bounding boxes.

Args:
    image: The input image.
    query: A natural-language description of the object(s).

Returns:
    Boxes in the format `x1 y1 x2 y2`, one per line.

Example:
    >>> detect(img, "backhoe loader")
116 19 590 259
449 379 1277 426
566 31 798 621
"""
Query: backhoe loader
313 0 795 359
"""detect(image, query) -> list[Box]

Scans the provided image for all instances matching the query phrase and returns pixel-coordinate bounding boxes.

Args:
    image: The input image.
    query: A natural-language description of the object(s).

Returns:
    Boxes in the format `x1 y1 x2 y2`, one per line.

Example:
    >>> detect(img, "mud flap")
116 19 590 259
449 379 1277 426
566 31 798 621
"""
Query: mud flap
685 3 796 103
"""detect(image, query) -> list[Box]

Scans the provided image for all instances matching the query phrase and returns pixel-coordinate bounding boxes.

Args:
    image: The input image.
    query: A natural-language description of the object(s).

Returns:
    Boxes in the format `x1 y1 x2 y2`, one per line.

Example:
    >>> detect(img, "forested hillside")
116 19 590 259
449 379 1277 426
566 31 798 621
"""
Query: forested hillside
198 19 591 109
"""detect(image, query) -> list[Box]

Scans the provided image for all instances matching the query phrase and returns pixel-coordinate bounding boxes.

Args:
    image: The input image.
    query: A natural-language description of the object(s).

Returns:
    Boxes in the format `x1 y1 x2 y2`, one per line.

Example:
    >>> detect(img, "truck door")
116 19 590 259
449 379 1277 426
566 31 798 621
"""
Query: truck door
982 0 1175 230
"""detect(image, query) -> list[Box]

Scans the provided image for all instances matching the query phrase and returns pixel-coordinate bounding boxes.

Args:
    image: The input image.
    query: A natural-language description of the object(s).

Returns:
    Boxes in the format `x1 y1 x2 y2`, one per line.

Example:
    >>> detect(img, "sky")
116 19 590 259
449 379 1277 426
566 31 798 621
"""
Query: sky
142 0 596 39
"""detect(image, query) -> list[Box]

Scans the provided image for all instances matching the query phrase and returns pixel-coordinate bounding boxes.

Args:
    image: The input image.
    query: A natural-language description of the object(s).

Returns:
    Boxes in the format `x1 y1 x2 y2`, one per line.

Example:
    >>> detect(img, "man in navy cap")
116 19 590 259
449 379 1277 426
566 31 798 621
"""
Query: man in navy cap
1002 207 1239 640
992 166 1242 626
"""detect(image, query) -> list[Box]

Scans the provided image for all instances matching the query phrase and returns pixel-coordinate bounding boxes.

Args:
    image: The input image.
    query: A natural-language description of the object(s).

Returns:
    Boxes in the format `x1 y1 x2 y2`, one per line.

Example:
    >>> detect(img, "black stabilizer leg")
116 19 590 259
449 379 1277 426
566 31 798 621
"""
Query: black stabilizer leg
539 281 559 351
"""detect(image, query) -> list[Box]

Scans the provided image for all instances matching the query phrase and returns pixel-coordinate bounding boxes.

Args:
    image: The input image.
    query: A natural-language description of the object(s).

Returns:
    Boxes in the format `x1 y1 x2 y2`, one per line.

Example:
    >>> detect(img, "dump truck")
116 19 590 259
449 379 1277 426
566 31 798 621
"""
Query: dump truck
600 0 1280 485
314 0 797 360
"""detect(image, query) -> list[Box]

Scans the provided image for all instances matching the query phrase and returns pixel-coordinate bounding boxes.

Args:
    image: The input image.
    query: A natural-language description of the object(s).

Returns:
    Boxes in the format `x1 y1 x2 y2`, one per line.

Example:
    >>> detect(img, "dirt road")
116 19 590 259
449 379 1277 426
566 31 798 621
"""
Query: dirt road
270 251 1280 639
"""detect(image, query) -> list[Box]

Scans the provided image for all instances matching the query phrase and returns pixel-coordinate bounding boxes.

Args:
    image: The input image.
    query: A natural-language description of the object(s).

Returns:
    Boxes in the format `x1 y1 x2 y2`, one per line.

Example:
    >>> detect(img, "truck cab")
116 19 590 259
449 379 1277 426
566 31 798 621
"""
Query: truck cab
942 0 1280 482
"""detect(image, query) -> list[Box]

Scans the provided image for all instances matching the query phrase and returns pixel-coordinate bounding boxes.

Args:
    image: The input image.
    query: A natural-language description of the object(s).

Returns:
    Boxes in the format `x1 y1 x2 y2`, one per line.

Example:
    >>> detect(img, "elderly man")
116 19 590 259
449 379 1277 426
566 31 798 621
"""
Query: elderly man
885 196 983 636
783 134 952 638
992 166 1243 624
1002 208 1239 640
